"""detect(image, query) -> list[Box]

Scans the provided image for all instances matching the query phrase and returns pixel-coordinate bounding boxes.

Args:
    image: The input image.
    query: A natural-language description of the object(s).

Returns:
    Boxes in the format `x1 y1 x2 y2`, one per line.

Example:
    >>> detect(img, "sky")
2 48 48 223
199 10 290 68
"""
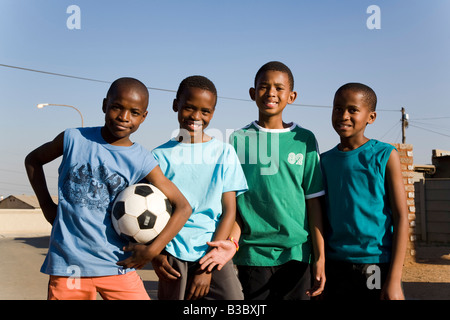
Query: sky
1 0 450 197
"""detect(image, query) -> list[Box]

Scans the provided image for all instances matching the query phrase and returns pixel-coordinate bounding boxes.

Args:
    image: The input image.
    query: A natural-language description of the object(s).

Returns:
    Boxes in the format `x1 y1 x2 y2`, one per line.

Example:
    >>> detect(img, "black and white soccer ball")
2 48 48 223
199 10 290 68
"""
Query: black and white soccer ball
111 183 172 244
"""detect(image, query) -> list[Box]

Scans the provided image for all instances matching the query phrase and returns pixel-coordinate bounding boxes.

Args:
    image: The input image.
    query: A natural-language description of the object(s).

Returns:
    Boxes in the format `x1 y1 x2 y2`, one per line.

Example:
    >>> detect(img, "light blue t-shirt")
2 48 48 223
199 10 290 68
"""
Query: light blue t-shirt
152 138 248 262
320 139 396 263
41 127 158 276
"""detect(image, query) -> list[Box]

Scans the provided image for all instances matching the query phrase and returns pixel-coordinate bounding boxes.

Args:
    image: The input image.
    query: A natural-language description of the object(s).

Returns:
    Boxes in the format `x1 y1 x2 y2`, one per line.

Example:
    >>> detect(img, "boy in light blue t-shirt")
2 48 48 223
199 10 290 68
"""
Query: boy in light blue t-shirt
152 76 248 300
25 78 191 300
321 83 409 300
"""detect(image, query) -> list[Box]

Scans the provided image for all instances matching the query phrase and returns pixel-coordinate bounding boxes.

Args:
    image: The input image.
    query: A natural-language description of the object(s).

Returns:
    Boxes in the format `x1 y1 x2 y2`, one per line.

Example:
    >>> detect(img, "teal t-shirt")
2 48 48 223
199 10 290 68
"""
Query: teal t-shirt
152 138 248 262
230 121 324 266
320 139 396 263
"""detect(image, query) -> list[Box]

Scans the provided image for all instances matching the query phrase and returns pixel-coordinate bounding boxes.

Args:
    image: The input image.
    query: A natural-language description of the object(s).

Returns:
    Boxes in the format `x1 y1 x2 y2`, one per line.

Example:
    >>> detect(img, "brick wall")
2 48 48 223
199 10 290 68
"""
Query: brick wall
391 143 416 262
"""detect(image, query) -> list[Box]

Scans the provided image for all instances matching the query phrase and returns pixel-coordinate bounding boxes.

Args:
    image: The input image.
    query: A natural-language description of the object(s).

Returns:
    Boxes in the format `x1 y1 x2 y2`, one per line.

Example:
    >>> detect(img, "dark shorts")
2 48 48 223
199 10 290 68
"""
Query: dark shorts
158 253 244 300
237 260 312 300
323 260 391 300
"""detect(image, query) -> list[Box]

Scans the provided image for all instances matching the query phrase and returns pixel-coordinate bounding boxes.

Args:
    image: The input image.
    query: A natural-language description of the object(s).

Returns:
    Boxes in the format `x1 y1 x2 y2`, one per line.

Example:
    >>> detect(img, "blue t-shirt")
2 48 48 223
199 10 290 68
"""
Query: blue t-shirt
152 138 248 262
41 127 158 276
320 139 396 263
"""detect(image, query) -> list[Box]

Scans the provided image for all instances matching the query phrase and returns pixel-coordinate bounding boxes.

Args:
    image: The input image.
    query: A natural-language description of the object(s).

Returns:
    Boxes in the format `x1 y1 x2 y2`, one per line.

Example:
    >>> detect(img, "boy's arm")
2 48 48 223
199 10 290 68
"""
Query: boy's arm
306 196 326 297
117 165 191 269
212 191 237 243
382 149 409 300
24 132 64 225
230 213 242 240
185 191 237 300
199 194 242 272
146 166 192 252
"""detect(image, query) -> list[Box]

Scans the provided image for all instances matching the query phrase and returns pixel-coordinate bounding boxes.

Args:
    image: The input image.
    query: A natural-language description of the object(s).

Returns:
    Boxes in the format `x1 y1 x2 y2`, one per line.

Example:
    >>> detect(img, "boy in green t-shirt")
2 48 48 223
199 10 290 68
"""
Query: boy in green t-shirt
203 61 326 300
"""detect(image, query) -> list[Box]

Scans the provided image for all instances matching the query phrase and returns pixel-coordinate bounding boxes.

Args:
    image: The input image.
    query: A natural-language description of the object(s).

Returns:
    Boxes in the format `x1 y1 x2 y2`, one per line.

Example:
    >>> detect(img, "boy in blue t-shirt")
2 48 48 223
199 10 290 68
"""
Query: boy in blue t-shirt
320 83 409 300
151 75 248 300
25 77 191 300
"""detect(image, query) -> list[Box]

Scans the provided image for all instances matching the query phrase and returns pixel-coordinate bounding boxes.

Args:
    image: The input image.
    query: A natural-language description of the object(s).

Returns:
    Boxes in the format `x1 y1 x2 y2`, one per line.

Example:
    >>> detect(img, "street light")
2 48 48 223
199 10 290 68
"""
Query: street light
37 103 84 127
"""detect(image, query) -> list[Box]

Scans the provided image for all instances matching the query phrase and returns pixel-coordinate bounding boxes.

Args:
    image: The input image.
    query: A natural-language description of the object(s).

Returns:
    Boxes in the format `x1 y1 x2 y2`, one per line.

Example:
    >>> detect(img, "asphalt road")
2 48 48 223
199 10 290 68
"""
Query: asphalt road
0 234 158 300
2 234 449 301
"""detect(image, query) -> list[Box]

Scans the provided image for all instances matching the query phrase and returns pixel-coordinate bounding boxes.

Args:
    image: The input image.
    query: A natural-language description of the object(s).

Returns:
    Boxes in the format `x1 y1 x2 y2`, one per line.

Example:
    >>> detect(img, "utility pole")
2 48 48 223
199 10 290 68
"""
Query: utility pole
401 107 409 144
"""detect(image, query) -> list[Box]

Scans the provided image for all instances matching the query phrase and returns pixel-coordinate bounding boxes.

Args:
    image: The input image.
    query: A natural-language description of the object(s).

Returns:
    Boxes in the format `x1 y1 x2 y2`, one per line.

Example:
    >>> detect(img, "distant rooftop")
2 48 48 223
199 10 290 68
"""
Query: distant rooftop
0 195 58 209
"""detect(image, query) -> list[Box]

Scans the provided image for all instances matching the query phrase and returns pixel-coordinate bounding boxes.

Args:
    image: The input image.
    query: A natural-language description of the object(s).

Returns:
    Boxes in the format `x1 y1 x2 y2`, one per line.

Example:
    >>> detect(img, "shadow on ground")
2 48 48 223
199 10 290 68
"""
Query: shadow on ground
14 235 160 299
10 236 450 300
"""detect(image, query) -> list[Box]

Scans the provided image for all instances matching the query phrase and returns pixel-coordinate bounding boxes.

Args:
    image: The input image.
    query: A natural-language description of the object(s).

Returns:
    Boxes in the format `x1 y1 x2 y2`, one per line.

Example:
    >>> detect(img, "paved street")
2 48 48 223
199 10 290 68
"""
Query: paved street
2 234 450 300
0 234 158 300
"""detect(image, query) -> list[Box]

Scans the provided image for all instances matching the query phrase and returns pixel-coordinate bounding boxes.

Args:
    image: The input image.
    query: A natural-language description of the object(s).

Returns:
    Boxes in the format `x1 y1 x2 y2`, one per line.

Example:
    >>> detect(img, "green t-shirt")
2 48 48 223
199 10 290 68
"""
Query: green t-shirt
230 121 324 266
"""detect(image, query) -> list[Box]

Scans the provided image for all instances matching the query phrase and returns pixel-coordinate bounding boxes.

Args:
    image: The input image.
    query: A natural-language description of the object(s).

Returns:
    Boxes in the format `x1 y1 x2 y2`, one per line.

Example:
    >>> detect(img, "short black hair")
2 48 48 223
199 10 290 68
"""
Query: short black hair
335 82 377 112
176 75 218 106
106 77 149 105
254 61 294 91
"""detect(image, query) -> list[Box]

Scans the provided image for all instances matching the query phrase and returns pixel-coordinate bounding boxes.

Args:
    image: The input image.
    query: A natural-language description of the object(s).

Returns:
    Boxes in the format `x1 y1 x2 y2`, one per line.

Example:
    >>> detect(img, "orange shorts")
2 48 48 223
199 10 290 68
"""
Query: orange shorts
47 271 150 300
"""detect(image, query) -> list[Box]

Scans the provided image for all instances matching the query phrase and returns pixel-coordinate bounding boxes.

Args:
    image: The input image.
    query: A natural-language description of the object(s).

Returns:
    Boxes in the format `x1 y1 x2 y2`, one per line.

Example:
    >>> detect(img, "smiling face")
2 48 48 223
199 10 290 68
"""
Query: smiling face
102 86 148 146
332 89 376 149
250 70 297 122
173 87 216 143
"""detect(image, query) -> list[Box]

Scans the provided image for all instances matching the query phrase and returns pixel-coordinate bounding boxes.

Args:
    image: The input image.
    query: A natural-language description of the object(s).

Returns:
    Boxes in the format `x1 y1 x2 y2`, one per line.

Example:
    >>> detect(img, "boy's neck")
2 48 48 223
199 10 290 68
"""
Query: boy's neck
101 127 133 147
338 136 370 151
177 132 212 144
256 116 291 130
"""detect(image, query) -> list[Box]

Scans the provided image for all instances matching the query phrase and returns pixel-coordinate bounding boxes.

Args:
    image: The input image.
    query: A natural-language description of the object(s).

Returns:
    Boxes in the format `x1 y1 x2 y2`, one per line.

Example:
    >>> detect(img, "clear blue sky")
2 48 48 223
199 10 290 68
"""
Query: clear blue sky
1 0 449 197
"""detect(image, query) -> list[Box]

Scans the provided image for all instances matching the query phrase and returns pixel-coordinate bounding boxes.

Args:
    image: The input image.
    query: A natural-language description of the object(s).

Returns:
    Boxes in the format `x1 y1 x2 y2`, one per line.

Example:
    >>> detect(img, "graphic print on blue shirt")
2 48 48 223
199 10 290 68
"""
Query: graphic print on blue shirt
61 162 127 212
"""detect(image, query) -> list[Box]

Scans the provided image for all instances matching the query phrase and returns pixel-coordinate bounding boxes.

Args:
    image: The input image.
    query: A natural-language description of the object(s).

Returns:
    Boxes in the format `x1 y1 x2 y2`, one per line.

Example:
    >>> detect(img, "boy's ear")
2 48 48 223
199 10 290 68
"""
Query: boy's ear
249 87 256 101
102 98 107 113
367 111 377 124
288 91 298 104
172 99 179 112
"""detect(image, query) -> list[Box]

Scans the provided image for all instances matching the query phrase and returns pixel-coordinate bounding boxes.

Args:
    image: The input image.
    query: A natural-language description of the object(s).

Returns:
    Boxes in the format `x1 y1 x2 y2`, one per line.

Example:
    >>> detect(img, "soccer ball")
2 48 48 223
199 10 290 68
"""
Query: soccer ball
111 183 172 244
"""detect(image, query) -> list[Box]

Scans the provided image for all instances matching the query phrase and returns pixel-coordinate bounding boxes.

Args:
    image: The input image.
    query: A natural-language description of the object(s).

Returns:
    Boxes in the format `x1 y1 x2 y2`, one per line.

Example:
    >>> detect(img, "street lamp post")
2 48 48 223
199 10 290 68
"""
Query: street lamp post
37 103 84 127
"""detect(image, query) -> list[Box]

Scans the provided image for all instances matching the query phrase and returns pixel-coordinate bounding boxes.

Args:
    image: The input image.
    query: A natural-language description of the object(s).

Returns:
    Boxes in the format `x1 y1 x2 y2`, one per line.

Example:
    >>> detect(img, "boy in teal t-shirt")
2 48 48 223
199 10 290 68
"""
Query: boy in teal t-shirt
320 83 409 300
151 76 247 300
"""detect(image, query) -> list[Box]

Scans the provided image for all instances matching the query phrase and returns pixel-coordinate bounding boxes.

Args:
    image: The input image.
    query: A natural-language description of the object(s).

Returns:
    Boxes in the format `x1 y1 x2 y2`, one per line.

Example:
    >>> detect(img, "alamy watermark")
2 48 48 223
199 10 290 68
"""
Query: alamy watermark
64 5 381 31
366 264 381 290
170 128 282 176
367 5 381 30
64 5 380 31
66 5 81 30
66 265 81 289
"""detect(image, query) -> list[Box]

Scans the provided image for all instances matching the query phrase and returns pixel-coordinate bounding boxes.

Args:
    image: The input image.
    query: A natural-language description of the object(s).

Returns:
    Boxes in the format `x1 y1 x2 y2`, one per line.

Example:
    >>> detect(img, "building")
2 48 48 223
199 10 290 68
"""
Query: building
0 195 58 209
414 149 450 244
430 149 450 178
0 195 56 235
